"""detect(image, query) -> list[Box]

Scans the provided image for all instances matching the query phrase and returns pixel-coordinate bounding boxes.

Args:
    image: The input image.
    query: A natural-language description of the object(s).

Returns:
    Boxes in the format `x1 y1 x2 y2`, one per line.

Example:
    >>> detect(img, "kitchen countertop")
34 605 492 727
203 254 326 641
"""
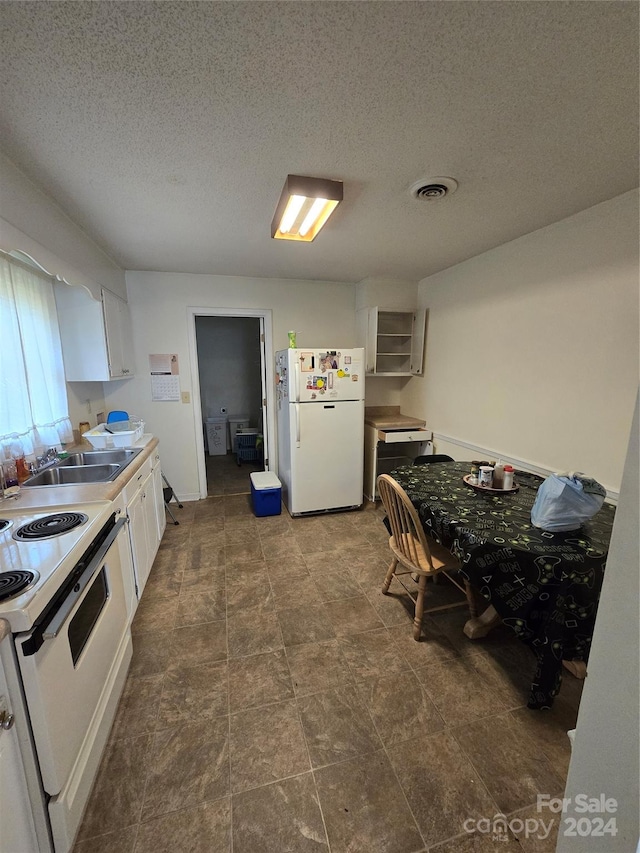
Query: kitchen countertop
0 434 159 512
364 406 427 430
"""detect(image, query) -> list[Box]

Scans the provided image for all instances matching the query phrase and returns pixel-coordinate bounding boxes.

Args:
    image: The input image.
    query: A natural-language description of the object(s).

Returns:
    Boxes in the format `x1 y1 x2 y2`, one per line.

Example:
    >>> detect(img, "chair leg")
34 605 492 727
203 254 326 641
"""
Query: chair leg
382 557 398 594
464 581 478 618
413 574 427 641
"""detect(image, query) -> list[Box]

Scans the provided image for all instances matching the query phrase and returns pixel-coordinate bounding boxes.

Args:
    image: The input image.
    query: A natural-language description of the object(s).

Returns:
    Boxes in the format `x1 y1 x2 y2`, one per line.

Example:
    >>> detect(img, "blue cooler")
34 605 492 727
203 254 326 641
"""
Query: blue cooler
250 471 282 517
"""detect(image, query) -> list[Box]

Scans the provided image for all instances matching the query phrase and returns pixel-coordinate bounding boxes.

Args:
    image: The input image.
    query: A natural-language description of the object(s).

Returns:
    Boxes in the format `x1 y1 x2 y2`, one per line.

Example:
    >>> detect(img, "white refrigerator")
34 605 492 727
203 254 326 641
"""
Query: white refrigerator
275 347 365 515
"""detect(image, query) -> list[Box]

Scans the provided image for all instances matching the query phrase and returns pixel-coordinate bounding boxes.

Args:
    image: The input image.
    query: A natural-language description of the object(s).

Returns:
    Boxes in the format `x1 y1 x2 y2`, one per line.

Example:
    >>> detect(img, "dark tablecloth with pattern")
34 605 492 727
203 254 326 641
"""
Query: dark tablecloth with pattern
391 462 615 709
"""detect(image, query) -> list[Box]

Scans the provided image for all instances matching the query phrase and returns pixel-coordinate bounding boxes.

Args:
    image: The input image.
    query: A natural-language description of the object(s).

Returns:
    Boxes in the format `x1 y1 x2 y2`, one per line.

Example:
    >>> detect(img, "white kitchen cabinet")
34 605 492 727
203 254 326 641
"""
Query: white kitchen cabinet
127 483 152 597
0 631 51 853
54 283 134 381
124 452 165 601
364 424 432 500
102 288 134 379
151 453 167 542
357 307 426 376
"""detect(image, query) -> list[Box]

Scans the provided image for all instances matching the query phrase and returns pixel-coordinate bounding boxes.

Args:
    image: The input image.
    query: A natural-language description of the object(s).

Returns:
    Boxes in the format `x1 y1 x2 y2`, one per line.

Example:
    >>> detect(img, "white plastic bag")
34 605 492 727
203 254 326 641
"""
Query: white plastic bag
530 472 606 532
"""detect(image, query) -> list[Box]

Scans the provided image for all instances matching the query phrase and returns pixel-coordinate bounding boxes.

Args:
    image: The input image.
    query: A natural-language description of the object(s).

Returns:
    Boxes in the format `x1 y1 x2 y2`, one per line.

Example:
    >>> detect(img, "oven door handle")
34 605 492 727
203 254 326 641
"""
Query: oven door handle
40 517 127 643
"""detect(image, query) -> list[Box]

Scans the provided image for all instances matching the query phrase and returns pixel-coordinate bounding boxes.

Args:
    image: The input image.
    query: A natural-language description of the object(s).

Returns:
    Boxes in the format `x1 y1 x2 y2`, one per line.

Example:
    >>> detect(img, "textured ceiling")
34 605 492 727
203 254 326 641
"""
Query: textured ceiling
0 1 638 283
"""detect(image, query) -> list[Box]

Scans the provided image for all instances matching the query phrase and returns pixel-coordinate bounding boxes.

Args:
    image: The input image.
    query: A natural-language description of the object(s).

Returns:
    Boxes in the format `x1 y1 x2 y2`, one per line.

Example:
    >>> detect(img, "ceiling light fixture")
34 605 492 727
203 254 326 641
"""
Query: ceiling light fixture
271 175 343 242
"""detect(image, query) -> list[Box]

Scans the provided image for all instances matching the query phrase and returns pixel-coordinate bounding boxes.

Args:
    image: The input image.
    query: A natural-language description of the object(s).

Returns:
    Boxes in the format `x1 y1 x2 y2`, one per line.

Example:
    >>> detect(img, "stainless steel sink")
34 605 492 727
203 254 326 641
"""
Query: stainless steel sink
58 449 140 466
23 447 143 487
23 464 121 487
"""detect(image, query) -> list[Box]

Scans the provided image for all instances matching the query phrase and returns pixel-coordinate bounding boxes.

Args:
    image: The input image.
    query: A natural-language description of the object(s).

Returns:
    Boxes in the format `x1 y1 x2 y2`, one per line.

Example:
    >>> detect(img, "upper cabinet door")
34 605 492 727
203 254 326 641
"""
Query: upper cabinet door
102 289 133 378
55 283 134 381
410 308 426 375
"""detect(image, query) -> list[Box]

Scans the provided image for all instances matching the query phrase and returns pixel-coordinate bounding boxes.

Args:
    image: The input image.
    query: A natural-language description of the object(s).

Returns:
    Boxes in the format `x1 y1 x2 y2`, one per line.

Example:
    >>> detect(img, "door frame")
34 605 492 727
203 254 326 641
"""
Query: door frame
187 306 276 500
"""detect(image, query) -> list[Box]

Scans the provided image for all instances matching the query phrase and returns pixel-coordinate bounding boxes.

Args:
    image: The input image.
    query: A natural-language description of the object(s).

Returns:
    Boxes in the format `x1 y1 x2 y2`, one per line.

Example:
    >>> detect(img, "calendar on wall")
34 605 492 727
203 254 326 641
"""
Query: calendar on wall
149 353 180 401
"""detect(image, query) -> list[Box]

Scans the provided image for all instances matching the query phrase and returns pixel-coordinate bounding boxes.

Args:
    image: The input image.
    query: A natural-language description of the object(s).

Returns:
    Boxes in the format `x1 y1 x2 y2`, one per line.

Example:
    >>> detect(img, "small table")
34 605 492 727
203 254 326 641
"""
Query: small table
391 462 615 709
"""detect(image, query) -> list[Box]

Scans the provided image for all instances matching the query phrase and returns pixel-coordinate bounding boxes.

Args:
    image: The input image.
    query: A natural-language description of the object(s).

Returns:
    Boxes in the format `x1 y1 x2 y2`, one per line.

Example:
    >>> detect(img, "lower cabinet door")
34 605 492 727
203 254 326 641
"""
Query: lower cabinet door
127 487 151 598
152 459 166 542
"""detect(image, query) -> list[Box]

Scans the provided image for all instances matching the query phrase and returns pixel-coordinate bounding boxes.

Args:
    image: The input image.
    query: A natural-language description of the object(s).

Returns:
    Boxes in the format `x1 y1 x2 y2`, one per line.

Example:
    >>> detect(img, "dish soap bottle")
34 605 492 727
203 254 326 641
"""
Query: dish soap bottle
493 460 505 489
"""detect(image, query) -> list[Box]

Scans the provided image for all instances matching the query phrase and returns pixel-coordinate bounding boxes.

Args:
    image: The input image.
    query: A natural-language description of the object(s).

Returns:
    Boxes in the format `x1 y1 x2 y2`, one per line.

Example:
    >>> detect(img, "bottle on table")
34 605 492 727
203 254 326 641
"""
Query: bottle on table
478 465 494 487
493 461 505 489
503 465 515 489
2 459 19 497
16 456 29 484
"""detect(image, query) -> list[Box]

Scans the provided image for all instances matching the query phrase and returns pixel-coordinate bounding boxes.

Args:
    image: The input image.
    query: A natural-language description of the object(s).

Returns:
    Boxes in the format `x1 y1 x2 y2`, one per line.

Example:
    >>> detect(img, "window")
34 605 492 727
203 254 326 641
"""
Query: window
0 253 73 459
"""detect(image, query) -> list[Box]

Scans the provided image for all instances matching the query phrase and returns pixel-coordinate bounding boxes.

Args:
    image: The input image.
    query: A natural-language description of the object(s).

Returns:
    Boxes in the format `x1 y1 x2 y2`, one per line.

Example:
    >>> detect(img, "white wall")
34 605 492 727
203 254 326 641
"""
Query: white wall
401 191 639 493
105 271 357 498
65 382 107 439
557 390 638 852
0 153 125 433
0 153 126 301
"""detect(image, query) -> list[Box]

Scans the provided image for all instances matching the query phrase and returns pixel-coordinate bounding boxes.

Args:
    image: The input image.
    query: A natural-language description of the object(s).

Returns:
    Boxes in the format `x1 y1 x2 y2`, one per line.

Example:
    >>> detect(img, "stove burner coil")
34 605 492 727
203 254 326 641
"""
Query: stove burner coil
0 519 12 532
0 569 39 602
13 512 89 541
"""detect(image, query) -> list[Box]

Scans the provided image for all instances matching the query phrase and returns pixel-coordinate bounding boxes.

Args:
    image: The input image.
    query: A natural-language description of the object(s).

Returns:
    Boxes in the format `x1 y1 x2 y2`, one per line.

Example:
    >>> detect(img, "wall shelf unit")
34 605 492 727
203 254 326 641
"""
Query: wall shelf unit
357 307 426 376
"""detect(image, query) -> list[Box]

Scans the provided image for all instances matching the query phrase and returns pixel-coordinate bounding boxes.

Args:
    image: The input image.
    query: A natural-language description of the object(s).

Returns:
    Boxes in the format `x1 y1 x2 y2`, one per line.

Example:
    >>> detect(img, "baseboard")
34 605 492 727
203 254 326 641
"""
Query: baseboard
174 492 201 502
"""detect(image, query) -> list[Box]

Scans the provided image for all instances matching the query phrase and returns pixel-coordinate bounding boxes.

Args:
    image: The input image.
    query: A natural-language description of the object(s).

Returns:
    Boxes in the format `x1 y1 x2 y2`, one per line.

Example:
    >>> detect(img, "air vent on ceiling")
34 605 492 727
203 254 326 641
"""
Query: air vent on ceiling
410 176 458 200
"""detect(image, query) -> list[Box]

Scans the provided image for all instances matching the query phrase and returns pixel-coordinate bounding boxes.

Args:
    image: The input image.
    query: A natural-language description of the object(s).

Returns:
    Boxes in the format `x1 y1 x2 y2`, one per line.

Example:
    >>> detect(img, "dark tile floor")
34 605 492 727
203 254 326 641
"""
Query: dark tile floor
73 459 583 853
205 452 263 496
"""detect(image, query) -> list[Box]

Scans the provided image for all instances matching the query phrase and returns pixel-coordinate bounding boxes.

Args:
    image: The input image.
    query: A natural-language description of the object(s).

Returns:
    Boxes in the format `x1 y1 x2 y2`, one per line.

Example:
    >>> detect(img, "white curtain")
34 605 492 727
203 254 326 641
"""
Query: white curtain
0 256 73 459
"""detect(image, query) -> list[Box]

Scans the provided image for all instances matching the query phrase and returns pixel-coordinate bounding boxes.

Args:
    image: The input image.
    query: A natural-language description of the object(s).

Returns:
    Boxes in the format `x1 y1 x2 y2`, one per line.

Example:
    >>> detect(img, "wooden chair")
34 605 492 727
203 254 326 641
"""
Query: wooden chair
377 474 477 640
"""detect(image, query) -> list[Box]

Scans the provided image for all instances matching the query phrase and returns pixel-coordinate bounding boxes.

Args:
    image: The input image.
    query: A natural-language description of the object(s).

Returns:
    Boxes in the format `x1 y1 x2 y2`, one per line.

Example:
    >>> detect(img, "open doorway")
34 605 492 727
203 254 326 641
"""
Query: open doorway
196 316 263 495
187 307 276 500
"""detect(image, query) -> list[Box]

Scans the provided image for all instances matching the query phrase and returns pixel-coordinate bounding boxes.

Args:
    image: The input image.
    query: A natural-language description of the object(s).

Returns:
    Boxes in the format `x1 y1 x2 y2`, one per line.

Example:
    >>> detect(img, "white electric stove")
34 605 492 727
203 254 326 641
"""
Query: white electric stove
0 500 114 632
0 497 133 852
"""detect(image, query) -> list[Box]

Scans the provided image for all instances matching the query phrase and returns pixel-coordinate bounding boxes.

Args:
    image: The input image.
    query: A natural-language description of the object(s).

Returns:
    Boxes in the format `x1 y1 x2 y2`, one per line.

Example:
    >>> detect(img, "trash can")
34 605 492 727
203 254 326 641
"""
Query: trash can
250 471 282 516
205 416 228 456
228 416 250 452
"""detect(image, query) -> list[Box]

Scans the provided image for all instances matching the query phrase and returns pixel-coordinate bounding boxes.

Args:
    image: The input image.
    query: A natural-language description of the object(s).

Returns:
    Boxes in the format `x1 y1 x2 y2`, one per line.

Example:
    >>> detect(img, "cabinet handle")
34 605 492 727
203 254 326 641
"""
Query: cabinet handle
0 710 15 730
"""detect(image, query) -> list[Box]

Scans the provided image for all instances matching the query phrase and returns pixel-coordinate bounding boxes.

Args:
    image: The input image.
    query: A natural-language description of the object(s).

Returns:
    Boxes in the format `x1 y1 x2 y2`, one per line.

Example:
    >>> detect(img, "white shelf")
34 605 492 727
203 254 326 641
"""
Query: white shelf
357 307 426 376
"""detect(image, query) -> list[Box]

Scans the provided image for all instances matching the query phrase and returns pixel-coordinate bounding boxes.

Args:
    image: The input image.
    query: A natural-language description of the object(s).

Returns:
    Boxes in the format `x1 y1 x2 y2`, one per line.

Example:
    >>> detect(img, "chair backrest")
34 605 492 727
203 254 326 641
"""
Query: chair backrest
413 454 454 465
377 474 436 573
106 410 129 423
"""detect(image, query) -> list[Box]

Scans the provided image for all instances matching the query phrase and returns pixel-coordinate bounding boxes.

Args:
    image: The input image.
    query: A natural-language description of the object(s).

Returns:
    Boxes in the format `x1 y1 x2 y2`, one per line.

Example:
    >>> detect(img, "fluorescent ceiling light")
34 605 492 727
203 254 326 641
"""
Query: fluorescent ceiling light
271 175 343 242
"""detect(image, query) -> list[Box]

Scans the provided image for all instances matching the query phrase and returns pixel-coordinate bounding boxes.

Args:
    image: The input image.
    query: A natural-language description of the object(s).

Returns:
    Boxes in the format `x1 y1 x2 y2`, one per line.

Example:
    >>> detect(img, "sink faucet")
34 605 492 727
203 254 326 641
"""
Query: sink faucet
36 448 59 469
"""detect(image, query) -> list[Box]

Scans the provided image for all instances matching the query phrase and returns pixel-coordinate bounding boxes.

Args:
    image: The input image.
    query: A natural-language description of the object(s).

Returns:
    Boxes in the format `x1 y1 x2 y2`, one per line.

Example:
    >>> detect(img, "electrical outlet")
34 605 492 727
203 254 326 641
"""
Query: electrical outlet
181 391 191 404
220 407 227 414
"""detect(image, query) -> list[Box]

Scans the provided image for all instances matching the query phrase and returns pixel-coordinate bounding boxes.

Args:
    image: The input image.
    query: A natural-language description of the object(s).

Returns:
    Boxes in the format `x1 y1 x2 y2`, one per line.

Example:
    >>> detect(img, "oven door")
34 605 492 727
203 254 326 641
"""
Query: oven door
16 516 132 851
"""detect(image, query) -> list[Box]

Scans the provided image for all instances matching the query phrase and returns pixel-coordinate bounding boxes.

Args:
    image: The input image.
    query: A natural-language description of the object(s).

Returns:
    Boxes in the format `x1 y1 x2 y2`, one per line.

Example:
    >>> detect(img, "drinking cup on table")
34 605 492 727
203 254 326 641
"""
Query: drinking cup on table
478 465 494 487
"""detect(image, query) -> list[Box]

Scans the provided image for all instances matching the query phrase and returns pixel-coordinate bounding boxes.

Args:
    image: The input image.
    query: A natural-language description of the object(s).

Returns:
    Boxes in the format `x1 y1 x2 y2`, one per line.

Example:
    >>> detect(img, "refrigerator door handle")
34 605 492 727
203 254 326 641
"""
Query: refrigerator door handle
294 362 301 402
295 403 301 447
